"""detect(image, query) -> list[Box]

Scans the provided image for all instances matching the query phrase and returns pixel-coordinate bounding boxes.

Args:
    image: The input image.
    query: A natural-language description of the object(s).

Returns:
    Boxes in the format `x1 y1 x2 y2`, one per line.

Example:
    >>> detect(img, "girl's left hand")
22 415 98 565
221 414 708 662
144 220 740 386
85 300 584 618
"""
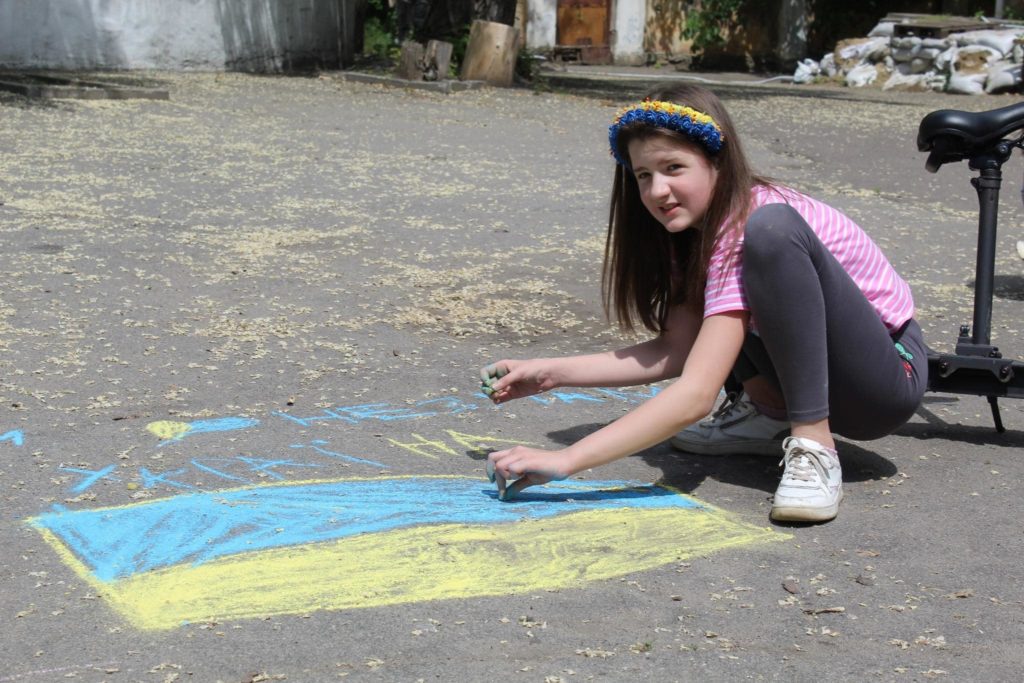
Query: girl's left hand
486 446 571 501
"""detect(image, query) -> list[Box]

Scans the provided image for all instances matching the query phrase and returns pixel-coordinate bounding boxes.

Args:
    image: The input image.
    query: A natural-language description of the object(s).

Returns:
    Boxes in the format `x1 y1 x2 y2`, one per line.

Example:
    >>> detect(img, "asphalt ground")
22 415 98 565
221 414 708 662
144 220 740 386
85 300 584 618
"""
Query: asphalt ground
1 68 1024 681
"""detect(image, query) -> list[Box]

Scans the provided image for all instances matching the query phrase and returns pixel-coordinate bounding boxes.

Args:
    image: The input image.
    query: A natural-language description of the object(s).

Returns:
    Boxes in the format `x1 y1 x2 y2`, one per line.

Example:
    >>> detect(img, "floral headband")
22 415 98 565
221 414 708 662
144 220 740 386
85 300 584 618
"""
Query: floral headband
608 100 725 166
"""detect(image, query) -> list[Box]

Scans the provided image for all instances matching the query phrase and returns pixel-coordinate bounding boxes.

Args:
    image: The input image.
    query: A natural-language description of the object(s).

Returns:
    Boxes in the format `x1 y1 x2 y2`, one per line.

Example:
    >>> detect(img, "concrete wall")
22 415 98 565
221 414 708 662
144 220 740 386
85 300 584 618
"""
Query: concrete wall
525 0 557 52
611 0 644 64
0 0 356 71
644 0 689 57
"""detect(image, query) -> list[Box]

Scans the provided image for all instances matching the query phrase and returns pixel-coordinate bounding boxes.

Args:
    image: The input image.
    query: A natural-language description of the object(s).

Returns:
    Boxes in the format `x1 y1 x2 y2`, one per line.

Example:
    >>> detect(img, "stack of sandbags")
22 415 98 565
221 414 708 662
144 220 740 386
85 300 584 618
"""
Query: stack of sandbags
793 21 1024 95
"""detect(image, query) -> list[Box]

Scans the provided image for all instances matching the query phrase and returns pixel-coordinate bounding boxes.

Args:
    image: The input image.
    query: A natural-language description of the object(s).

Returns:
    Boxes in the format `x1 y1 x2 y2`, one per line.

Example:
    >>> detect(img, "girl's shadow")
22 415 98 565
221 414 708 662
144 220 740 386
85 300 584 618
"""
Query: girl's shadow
546 423 897 496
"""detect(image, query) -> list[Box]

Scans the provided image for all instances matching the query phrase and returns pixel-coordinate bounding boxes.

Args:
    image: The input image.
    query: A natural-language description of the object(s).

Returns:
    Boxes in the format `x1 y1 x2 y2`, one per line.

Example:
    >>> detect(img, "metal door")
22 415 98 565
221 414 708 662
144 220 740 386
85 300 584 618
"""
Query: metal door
556 0 611 64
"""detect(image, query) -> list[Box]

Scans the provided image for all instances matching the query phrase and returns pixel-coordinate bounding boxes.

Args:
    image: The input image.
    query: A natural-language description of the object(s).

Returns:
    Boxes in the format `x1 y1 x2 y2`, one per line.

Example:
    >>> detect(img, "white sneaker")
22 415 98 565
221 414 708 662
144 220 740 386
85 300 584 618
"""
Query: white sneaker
669 394 790 455
770 437 843 523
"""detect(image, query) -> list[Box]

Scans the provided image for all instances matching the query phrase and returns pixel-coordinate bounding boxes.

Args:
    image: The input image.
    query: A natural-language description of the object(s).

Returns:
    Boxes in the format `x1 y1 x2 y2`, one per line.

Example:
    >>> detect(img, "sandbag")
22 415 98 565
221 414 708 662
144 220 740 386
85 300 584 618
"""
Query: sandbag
793 58 820 84
835 37 888 72
845 63 878 88
868 21 895 38
910 57 933 74
947 71 986 95
954 29 1023 57
985 60 1022 93
890 36 922 51
934 46 957 72
954 46 1003 74
820 52 837 77
883 71 945 92
883 72 930 92
921 38 952 51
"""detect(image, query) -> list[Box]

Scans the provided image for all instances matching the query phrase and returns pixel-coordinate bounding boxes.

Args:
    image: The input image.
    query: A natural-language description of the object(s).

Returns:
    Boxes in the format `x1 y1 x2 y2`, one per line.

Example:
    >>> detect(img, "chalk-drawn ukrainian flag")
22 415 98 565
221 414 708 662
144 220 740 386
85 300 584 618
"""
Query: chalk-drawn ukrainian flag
29 476 784 630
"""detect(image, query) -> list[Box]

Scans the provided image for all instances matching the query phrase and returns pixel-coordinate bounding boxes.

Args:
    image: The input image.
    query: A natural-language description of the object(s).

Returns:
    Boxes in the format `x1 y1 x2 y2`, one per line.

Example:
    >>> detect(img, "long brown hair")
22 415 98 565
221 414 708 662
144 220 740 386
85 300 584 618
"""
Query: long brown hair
602 83 769 333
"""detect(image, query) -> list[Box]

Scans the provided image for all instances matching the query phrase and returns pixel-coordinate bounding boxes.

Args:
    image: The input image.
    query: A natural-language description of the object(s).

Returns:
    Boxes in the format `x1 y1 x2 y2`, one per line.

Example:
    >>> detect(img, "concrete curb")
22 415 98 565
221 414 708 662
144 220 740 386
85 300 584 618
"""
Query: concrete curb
336 71 486 94
536 69 956 103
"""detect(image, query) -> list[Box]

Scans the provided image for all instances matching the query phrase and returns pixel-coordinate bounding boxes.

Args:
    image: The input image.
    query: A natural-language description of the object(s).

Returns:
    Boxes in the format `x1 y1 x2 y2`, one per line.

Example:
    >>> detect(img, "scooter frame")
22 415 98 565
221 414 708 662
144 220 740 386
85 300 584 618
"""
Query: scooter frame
918 103 1024 432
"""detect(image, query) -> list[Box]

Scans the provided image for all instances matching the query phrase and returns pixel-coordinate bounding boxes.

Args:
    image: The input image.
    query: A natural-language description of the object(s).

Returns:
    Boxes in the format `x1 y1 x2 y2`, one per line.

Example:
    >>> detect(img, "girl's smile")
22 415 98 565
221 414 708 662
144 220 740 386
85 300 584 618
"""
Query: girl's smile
627 137 718 232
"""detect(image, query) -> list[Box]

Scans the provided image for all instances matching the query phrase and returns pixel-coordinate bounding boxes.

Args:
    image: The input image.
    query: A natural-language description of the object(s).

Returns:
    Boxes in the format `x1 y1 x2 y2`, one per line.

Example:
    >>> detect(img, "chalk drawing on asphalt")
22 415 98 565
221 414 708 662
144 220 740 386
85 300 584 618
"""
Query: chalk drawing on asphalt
29 475 785 630
27 386 786 630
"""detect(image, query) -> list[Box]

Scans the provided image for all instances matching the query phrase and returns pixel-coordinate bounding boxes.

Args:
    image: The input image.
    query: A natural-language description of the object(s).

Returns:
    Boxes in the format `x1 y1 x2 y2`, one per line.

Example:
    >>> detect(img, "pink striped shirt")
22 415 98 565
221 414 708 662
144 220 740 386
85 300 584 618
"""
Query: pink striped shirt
704 185 915 333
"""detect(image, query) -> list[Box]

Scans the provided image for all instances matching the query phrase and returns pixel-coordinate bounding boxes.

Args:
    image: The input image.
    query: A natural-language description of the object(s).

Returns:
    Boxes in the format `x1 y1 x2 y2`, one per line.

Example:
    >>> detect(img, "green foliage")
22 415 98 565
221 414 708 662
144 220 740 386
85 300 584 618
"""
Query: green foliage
450 24 472 72
515 48 541 82
363 17 394 58
362 0 396 58
681 0 746 55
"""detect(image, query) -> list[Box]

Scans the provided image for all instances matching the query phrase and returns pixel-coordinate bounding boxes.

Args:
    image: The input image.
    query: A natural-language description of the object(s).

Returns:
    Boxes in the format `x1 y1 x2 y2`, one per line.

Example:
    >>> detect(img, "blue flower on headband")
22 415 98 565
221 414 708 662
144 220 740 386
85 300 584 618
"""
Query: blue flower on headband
608 101 725 167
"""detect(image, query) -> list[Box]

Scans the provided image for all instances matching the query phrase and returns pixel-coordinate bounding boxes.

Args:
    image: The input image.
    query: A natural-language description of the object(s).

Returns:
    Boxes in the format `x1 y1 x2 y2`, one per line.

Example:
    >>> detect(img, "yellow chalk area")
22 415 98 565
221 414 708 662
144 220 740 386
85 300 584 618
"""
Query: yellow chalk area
146 420 190 441
38 506 784 630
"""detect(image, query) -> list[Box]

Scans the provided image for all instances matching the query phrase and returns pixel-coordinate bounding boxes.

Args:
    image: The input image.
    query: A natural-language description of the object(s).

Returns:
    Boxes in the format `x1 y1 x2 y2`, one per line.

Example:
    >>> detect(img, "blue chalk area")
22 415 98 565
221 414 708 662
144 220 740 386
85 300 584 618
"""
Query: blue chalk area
160 417 259 444
31 477 702 582
62 464 119 494
1 430 24 446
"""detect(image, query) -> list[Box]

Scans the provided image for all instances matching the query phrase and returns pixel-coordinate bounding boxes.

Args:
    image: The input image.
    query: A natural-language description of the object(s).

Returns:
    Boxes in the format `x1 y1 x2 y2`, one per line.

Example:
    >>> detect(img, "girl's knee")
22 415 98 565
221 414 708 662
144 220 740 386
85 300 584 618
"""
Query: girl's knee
743 203 808 262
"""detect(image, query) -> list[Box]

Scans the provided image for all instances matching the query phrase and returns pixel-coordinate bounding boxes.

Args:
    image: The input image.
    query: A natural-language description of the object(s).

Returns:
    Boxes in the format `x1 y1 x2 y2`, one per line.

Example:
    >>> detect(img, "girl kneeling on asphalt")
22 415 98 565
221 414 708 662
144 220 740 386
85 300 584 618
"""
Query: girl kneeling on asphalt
482 83 926 523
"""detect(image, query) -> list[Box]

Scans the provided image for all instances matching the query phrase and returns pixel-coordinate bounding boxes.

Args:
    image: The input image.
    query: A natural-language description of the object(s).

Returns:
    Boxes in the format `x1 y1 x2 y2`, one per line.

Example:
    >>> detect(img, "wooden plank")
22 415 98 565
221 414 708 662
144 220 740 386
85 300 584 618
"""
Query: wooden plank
424 40 454 81
0 73 169 100
396 41 426 81
884 12 991 39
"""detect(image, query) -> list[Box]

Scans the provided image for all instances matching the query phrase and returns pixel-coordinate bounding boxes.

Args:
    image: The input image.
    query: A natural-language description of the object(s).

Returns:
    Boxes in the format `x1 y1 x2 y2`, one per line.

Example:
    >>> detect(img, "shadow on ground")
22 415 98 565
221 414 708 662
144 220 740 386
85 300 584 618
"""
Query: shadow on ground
900 400 1024 447
545 423 897 497
991 274 1024 301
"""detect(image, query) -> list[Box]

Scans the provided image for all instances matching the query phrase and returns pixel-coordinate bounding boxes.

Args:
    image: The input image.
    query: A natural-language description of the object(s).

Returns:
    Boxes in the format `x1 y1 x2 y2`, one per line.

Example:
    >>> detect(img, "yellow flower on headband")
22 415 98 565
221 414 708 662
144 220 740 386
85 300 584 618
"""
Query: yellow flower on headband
608 100 725 166
612 101 721 133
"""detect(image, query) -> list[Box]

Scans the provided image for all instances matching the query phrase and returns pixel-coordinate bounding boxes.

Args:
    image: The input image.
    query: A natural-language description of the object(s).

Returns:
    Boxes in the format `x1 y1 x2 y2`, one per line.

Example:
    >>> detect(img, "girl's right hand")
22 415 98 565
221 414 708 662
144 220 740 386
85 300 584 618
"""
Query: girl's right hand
479 359 561 404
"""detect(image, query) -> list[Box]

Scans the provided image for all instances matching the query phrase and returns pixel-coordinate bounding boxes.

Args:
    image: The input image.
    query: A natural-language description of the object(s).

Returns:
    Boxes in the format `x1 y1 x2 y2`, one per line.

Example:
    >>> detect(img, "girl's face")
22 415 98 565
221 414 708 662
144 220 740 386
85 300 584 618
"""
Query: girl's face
627 136 718 233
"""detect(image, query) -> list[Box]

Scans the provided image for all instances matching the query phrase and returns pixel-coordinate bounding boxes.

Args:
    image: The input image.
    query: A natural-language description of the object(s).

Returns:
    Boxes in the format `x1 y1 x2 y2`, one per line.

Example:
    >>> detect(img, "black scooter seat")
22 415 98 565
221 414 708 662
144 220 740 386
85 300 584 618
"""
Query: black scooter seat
918 101 1024 171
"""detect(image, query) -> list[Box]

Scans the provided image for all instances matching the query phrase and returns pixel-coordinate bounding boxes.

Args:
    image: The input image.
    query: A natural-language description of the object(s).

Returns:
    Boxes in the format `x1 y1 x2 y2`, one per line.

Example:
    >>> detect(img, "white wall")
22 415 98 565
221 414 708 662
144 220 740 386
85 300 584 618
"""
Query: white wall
0 0 354 71
611 0 645 64
525 0 556 51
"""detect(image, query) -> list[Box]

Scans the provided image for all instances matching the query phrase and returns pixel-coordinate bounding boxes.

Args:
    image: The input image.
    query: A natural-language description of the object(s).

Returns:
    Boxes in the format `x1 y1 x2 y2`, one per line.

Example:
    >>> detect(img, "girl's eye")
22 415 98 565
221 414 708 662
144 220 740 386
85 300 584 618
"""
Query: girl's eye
667 163 683 172
635 171 650 180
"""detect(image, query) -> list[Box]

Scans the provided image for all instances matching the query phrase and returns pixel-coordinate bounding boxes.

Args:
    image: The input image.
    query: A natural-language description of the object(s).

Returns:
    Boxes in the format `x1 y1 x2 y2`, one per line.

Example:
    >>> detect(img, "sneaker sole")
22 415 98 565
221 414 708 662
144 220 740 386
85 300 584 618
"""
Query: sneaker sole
770 492 843 523
668 435 784 456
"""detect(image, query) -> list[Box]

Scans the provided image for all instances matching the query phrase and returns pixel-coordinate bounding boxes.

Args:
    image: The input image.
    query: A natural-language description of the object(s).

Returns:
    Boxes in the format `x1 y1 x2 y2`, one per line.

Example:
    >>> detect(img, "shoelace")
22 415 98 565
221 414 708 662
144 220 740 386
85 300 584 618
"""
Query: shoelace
780 447 832 485
704 392 747 425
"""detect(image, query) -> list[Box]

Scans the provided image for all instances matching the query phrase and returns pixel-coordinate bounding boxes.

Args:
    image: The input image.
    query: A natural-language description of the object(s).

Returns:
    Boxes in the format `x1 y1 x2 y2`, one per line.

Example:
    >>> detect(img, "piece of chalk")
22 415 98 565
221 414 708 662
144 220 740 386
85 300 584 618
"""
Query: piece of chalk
480 367 492 382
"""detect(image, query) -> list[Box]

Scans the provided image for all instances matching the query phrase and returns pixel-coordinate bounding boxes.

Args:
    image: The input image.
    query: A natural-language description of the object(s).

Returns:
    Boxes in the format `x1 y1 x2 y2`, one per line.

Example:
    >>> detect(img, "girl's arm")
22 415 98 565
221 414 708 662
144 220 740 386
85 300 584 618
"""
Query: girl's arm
487 311 747 499
486 305 701 402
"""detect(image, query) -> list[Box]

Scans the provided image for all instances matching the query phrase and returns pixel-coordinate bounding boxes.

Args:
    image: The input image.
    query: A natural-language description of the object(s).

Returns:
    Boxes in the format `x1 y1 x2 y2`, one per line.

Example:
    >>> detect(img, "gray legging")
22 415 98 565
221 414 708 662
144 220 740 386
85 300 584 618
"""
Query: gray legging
731 203 927 440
